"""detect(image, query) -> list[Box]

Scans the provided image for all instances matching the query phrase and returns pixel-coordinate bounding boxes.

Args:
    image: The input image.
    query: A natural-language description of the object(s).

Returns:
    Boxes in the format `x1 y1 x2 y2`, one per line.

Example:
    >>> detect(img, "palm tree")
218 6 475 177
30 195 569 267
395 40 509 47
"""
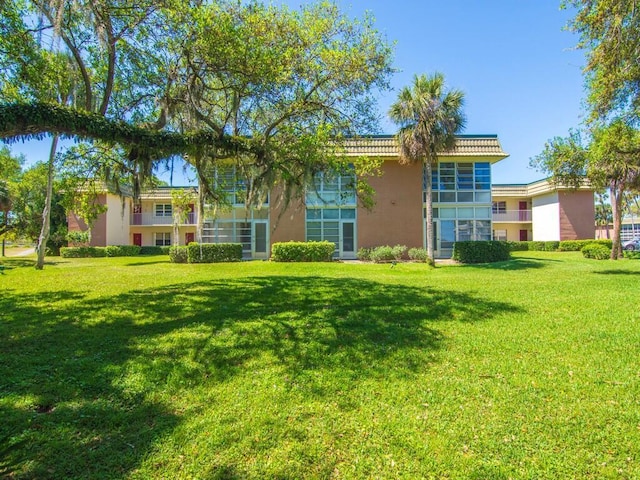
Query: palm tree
389 72 465 263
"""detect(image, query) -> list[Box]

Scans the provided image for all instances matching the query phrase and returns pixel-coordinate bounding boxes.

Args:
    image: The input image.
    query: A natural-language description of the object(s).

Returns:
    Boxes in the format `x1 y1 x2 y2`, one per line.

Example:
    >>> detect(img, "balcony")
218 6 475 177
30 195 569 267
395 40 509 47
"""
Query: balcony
131 212 197 226
492 210 532 223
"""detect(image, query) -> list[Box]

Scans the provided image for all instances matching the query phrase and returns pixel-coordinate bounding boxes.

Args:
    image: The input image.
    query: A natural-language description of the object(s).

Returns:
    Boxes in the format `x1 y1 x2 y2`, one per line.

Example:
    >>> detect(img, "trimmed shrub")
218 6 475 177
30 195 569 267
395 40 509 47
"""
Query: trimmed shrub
581 243 611 260
624 250 640 260
169 246 188 263
369 245 394 263
408 247 429 262
357 247 372 261
140 245 170 255
60 246 107 258
187 243 243 263
271 241 335 262
543 241 560 251
105 245 141 257
452 241 511 264
506 241 529 251
391 244 407 260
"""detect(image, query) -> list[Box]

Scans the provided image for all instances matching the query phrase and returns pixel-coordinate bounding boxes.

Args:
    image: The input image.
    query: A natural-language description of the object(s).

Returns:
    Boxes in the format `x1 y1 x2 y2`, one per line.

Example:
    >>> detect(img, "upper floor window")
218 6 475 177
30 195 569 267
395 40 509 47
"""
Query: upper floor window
428 162 491 192
155 204 172 217
492 201 506 214
306 169 356 206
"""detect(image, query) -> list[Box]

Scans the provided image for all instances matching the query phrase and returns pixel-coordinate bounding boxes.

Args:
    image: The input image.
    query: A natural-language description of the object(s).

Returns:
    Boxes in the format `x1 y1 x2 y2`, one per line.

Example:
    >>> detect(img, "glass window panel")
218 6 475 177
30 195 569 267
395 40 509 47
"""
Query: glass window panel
255 223 267 253
475 191 491 202
440 192 456 203
457 207 474 219
340 209 356 219
441 220 455 249
457 192 474 202
457 220 473 241
475 207 492 219
323 209 340 219
431 192 439 203
432 208 438 219
474 220 492 240
342 222 355 252
440 208 456 219
306 209 322 220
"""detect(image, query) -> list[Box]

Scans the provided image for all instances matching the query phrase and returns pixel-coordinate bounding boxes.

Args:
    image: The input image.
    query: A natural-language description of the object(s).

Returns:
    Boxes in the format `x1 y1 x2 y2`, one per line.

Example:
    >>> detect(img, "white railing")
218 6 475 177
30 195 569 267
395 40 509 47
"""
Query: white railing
130 212 197 226
492 210 532 222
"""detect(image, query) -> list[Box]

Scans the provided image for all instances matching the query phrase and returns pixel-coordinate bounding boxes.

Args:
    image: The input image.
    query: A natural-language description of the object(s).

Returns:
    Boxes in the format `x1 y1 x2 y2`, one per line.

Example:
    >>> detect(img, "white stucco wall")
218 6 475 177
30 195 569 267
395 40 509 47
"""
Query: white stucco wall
532 192 560 240
105 194 131 245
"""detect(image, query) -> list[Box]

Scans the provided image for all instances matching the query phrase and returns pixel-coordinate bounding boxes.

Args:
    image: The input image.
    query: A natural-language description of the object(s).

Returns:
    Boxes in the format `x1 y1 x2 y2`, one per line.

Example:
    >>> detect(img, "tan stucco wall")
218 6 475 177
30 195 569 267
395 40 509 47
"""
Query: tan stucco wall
358 161 423 249
492 223 532 241
559 190 595 240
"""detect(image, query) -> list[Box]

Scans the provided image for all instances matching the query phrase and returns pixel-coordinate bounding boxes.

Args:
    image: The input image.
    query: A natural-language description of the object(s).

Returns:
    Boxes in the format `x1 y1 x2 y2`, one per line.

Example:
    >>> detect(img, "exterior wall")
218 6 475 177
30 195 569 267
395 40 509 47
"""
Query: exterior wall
532 193 560 240
105 194 130 245
492 223 531 241
358 161 423 249
270 193 306 244
558 190 595 240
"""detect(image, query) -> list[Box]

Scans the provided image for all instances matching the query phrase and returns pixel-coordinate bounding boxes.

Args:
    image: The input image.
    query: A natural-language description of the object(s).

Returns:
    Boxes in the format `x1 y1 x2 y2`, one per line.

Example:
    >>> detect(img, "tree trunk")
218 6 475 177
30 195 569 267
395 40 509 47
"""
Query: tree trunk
35 135 58 270
610 180 624 259
424 160 435 265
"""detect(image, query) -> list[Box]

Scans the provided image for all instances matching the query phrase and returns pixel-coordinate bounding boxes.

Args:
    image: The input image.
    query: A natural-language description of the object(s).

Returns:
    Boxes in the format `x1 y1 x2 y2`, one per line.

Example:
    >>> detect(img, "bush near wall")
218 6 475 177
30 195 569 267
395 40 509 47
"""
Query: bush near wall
408 247 429 262
271 241 335 262
140 246 170 255
187 243 243 263
582 243 611 260
357 247 372 261
453 241 511 264
60 246 107 258
169 246 188 263
505 241 529 251
105 245 141 257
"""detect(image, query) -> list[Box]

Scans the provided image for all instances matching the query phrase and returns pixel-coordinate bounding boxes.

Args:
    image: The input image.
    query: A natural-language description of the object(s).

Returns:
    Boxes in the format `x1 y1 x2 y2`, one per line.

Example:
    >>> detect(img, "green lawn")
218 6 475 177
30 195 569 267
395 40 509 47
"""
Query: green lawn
1 252 640 479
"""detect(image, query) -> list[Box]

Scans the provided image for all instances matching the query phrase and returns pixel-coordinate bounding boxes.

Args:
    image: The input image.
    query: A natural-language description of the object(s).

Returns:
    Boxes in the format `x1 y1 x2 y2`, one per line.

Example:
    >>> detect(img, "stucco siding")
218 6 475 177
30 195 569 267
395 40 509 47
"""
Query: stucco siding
532 193 560 240
105 194 130 245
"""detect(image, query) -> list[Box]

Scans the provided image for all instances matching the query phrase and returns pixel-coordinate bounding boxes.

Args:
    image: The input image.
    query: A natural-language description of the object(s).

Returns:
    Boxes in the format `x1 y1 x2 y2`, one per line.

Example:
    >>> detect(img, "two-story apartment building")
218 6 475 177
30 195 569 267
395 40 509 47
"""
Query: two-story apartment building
491 180 595 242
68 135 596 258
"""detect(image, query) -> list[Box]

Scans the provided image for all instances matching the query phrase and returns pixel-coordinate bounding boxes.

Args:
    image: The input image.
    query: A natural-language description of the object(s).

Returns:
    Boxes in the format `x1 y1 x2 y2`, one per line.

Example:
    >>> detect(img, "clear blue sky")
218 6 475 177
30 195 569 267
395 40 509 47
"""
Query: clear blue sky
8 1 586 186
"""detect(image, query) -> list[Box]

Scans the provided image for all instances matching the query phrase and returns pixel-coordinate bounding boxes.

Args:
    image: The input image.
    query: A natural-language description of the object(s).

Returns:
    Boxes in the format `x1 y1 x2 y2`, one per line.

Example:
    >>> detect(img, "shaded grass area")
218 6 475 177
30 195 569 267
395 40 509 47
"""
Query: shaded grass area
1 252 640 478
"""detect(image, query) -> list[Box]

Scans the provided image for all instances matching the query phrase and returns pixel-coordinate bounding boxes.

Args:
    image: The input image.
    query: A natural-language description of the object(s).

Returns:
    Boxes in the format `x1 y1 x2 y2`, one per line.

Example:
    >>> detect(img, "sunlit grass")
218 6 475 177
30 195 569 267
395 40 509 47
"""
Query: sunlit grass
1 252 640 478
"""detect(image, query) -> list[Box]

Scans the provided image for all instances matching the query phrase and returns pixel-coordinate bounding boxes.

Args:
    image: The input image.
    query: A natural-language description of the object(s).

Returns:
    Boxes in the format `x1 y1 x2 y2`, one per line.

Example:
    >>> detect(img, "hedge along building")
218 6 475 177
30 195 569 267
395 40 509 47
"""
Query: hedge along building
67 134 595 259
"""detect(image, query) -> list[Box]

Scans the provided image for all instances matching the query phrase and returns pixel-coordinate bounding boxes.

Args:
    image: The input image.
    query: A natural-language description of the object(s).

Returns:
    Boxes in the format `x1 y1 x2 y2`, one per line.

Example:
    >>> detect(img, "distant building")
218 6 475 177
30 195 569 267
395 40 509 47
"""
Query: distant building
68 135 596 258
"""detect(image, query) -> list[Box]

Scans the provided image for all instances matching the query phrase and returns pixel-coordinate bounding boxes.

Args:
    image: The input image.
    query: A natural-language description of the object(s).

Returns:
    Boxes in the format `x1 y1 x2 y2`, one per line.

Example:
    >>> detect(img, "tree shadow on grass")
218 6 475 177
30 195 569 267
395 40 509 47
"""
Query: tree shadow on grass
462 257 554 271
593 269 640 276
1 276 522 478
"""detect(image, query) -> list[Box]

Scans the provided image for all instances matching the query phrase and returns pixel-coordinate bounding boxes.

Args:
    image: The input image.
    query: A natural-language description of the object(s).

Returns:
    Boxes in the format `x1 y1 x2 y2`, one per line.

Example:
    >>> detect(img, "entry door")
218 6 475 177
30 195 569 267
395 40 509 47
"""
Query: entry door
434 220 455 258
519 229 528 241
253 221 268 259
341 221 356 259
133 233 142 246
185 232 195 245
519 201 528 221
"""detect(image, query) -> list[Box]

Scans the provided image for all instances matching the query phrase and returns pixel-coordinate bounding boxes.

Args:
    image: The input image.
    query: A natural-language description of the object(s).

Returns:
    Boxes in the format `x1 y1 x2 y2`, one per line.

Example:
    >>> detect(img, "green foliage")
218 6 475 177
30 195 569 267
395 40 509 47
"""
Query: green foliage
624 250 640 259
356 247 372 261
104 245 141 257
368 244 407 263
558 239 611 251
187 243 243 263
408 247 429 262
271 241 335 262
453 241 511 264
506 241 530 251
581 243 611 259
140 246 170 255
66 230 90 246
169 246 188 263
60 246 107 258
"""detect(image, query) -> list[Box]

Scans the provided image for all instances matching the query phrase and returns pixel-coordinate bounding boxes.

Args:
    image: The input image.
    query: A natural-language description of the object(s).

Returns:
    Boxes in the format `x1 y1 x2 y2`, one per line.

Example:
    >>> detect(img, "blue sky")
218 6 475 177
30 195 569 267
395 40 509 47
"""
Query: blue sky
8 1 586 185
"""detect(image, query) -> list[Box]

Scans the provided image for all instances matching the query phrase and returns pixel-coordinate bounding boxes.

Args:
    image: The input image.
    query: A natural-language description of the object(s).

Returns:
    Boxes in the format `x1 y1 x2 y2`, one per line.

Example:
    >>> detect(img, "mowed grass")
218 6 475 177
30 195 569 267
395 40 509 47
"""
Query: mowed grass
1 252 640 479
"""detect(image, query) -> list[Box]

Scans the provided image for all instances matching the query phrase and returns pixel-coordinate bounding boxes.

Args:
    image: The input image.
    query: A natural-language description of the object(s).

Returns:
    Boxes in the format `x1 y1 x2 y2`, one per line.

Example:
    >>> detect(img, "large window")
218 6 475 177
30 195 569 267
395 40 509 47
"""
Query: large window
155 204 172 217
427 162 492 203
154 232 171 246
492 201 506 214
214 165 269 206
201 208 269 258
306 170 356 206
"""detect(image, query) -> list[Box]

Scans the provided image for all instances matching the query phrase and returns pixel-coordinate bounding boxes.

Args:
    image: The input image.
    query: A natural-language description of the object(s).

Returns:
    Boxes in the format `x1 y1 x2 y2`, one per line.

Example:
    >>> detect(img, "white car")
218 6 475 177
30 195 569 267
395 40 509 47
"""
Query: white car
623 238 640 251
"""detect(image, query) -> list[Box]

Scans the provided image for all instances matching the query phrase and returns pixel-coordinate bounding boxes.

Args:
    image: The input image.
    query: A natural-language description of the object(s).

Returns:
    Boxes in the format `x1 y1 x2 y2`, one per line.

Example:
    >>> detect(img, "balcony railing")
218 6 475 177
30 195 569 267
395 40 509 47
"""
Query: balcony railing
131 212 197 226
492 210 532 222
